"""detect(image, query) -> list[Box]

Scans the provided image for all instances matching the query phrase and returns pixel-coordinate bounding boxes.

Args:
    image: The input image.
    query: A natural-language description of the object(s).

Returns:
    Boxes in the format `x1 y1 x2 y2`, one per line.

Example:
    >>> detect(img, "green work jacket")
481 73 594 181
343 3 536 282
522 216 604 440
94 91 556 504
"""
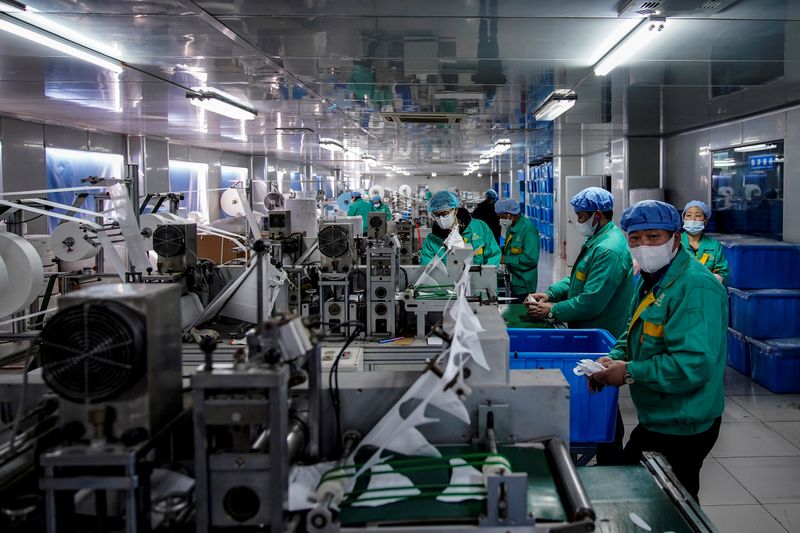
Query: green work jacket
681 233 729 284
346 198 373 233
502 216 540 295
609 248 728 436
546 222 634 339
420 218 501 267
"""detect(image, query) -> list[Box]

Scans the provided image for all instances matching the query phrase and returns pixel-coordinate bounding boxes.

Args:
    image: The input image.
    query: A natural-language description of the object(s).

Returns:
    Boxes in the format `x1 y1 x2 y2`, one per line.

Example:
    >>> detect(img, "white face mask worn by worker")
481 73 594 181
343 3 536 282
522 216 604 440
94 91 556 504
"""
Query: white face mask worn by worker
576 216 598 239
373 202 381 209
499 218 513 229
436 210 456 230
631 238 679 273
683 221 704 235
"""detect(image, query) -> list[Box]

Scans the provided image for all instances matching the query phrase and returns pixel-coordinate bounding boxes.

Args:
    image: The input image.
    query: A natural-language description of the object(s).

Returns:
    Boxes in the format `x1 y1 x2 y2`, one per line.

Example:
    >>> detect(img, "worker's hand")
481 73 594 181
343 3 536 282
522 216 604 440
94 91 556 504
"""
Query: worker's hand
591 360 628 387
527 301 553 319
596 356 613 368
526 292 550 305
714 273 723 283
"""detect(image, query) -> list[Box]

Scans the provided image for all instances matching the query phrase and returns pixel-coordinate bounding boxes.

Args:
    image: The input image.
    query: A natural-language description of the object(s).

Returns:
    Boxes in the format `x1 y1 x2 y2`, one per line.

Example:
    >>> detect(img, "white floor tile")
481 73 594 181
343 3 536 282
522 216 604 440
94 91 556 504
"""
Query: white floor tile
711 422 800 458
725 369 774 396
618 395 638 425
730 395 800 422
768 422 800 449
699 458 757 505
702 505 788 533
764 503 800 533
719 456 800 504
723 398 760 423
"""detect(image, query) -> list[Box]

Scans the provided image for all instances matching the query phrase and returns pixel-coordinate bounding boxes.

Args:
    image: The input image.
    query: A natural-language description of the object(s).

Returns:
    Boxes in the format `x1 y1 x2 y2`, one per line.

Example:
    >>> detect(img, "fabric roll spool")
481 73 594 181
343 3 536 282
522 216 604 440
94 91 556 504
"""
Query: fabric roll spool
285 198 319 238
51 222 100 261
25 234 58 297
139 213 173 251
220 188 247 216
0 232 45 316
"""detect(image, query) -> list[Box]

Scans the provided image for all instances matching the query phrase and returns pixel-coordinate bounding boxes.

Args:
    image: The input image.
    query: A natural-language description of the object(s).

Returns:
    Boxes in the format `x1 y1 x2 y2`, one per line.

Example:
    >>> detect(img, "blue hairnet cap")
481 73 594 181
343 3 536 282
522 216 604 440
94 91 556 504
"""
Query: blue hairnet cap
485 189 498 200
351 191 362 198
428 191 459 213
495 198 520 215
620 200 682 233
570 187 614 212
683 200 711 220
371 195 382 203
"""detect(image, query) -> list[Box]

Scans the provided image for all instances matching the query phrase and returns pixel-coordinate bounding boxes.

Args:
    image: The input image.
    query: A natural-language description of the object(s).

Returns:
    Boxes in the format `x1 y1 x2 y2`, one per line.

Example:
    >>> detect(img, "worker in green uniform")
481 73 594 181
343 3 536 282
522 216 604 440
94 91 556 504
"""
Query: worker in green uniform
370 195 392 220
495 198 540 301
346 191 372 234
420 191 501 266
527 187 633 338
681 200 729 284
590 200 727 503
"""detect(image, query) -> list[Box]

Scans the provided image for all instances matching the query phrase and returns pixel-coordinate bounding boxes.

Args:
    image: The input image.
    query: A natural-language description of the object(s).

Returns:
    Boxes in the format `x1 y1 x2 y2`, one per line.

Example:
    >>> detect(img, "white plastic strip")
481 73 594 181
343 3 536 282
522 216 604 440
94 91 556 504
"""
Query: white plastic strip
0 186 105 197
0 308 57 327
104 183 151 274
18 198 102 217
0 200 102 229
236 187 262 240
95 231 126 281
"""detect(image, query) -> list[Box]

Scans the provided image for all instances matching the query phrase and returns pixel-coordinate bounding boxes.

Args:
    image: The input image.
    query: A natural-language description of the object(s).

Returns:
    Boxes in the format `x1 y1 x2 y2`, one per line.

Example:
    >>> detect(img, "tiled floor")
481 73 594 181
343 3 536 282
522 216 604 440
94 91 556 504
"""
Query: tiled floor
539 252 800 532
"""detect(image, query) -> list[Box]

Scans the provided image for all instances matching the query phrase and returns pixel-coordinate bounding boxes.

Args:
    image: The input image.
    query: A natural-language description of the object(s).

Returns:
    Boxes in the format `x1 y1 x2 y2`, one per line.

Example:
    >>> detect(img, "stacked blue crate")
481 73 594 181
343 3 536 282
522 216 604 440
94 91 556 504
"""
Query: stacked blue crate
526 162 554 254
719 235 800 392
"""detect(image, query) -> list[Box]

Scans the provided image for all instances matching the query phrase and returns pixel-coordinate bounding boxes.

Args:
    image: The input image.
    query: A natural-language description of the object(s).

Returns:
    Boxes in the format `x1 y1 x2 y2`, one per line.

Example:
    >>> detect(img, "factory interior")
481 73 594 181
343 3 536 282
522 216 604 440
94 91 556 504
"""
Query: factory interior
1 0 800 531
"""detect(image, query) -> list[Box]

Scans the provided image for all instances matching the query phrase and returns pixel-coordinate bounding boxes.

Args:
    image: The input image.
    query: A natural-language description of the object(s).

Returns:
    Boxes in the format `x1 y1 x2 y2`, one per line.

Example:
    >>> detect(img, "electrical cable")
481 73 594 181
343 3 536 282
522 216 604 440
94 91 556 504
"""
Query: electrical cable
328 322 364 456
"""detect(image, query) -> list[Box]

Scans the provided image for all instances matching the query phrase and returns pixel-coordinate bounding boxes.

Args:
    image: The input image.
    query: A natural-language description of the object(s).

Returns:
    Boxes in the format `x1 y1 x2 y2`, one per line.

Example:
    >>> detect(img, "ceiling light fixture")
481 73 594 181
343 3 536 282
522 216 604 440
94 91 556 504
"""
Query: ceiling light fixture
0 11 123 74
318 138 345 153
593 16 666 76
733 143 778 153
479 157 489 165
431 172 437 177
493 139 511 155
187 87 257 120
533 90 578 121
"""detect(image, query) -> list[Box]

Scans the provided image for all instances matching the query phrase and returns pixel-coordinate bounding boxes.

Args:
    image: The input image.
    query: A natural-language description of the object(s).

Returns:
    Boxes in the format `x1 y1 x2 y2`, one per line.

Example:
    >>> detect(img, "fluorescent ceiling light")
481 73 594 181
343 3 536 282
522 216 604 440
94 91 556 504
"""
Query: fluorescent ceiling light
479 158 489 165
0 12 123 73
714 159 737 167
187 87 257 120
534 90 577 121
493 139 511 155
319 138 344 152
593 16 666 76
733 143 778 153
431 172 437 177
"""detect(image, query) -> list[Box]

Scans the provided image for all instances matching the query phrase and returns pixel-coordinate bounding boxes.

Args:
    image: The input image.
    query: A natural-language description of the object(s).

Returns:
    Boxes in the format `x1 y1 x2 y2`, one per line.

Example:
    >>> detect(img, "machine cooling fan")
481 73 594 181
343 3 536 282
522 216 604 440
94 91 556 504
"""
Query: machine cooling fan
40 301 148 403
152 225 186 258
318 225 350 258
369 215 385 229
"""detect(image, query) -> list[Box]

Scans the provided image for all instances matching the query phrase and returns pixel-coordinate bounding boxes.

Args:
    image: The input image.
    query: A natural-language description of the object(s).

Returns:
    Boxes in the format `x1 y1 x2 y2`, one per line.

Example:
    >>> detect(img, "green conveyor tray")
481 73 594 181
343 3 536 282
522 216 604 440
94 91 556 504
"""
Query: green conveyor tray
338 444 565 526
499 304 555 329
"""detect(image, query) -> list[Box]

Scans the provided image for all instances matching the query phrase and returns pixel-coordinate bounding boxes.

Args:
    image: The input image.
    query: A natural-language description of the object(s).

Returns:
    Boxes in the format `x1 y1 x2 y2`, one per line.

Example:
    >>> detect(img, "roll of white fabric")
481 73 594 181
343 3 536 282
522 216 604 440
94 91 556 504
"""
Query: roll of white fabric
0 232 45 316
51 222 99 261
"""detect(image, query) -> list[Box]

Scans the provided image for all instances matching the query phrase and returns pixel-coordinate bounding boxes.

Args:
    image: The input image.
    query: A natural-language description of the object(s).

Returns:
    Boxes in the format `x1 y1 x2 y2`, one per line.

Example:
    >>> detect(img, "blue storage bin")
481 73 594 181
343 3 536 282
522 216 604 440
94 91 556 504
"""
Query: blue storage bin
727 327 751 375
728 288 800 338
548 238 554 254
721 240 800 289
749 338 800 393
508 328 616 354
510 353 618 442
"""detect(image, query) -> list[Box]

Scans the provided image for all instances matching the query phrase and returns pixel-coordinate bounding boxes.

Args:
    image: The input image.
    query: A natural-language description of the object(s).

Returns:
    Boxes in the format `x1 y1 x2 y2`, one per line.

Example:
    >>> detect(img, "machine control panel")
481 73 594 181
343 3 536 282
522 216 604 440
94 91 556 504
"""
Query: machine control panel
320 346 364 372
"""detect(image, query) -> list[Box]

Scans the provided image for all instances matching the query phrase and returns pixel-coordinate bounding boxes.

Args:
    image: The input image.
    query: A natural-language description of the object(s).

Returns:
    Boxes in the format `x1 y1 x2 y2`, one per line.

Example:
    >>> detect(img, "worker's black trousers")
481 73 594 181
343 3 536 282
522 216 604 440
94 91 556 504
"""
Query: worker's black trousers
622 416 722 502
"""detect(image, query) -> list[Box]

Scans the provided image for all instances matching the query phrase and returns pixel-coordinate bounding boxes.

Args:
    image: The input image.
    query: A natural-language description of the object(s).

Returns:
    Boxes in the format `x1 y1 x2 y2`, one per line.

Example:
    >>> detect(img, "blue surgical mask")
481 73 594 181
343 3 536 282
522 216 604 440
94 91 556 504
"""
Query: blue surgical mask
683 221 705 235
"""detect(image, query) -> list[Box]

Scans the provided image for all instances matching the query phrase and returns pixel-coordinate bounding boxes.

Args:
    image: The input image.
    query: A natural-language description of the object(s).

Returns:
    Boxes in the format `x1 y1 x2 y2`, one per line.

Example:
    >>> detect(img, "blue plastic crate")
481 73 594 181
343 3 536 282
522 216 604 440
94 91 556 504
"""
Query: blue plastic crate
510 352 618 442
749 337 800 393
508 328 616 353
727 328 751 375
729 288 800 339
721 240 800 289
